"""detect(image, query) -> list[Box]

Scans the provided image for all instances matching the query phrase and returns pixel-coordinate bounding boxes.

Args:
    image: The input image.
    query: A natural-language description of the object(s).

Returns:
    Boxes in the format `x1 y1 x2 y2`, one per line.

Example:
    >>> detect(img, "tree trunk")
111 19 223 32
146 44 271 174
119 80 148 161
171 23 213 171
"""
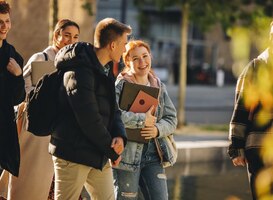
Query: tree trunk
178 3 189 127
49 0 58 45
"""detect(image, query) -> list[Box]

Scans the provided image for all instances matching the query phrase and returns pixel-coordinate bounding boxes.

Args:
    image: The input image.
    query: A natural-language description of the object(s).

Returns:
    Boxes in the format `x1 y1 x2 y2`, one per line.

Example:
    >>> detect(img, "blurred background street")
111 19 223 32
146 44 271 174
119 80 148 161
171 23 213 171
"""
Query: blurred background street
162 83 252 200
5 0 272 199
166 84 234 125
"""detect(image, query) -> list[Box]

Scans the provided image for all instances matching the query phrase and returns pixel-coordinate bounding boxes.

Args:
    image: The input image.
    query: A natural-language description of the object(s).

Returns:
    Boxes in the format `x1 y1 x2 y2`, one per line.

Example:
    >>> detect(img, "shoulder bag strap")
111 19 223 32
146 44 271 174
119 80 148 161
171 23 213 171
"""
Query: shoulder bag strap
43 52 48 61
154 138 164 164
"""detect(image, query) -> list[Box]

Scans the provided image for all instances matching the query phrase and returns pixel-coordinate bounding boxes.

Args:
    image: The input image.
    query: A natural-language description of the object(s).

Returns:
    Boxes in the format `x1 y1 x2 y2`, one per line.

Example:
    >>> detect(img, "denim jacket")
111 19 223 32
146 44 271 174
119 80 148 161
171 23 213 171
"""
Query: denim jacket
115 79 177 172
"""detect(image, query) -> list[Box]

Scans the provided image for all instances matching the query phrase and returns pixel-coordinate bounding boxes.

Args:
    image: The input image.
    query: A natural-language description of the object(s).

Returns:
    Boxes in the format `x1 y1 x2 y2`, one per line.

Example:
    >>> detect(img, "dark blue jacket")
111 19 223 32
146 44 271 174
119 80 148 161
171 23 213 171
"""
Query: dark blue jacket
49 42 127 169
0 40 25 176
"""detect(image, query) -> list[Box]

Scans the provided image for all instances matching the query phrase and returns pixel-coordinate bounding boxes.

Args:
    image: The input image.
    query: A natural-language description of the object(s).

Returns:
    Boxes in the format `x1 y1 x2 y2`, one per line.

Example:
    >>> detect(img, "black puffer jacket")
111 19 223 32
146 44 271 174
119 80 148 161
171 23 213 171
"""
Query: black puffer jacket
0 40 25 177
49 42 127 169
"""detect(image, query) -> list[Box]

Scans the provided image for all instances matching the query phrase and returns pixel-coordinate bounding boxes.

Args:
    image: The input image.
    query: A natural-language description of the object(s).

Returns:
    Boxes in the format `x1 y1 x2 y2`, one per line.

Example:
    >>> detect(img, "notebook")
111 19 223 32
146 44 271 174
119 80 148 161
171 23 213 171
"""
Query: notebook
31 61 55 86
119 82 160 111
129 90 158 114
119 82 160 143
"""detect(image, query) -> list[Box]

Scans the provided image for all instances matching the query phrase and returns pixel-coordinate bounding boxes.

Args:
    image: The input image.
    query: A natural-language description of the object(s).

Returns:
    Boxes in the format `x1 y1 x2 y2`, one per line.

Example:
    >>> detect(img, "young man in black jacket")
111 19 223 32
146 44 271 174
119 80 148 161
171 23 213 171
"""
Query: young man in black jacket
49 18 131 200
0 1 25 178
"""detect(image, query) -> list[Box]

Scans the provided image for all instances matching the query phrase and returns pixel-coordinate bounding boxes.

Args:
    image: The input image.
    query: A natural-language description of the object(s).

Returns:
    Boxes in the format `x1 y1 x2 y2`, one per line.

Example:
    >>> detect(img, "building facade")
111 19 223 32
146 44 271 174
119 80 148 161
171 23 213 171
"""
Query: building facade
97 0 238 84
7 0 96 62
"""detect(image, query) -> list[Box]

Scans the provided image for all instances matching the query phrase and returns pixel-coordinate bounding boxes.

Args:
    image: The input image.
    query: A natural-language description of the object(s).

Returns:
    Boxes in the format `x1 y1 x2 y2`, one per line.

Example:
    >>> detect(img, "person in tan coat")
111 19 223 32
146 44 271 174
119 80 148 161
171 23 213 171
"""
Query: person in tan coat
0 19 80 200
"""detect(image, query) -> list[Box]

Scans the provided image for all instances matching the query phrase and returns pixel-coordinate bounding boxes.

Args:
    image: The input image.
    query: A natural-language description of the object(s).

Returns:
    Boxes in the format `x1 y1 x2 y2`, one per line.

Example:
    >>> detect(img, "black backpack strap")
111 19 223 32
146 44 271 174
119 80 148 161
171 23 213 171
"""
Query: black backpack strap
43 52 48 61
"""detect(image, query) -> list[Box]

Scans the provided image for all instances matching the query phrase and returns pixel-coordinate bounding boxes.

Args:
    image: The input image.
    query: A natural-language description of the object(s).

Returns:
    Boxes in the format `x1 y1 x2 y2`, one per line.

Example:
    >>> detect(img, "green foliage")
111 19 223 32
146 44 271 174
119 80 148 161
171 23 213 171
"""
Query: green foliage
264 4 273 16
255 0 267 5
199 124 229 132
134 0 273 33
137 11 150 37
52 0 58 29
81 0 93 16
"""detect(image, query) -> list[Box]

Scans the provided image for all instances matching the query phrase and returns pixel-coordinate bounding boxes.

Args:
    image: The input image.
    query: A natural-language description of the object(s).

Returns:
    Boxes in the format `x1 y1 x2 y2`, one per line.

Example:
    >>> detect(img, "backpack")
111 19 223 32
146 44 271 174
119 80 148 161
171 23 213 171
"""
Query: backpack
26 69 64 136
26 52 62 136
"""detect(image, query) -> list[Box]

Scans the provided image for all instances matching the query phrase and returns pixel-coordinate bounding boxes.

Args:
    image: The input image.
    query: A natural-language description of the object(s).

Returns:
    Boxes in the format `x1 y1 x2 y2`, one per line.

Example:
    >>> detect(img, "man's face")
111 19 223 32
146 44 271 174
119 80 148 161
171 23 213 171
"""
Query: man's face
0 13 11 42
110 33 128 63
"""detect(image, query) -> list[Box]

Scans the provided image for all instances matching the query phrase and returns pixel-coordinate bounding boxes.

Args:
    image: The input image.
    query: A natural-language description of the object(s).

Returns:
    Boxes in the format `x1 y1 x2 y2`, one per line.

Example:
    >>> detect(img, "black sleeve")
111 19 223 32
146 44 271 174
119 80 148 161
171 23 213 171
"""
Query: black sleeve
110 101 127 147
65 68 120 161
107 63 127 146
10 47 25 105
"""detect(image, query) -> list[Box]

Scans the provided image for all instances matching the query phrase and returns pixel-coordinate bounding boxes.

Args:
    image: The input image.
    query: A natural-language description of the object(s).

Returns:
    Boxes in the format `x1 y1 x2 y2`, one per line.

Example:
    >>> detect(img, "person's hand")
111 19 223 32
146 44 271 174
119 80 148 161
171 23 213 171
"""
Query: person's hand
145 105 157 126
232 156 247 167
7 58 22 76
111 155 122 167
111 137 124 155
141 125 158 139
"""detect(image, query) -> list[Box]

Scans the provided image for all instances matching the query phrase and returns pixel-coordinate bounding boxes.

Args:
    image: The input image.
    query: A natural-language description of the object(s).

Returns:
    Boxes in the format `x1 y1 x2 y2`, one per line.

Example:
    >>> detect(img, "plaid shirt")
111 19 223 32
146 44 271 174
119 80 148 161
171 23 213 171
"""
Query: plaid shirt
228 49 273 159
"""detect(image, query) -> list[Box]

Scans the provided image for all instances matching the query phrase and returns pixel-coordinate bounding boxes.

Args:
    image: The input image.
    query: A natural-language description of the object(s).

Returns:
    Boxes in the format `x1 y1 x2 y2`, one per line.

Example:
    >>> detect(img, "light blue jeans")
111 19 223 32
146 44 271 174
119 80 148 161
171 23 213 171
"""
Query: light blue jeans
113 142 168 200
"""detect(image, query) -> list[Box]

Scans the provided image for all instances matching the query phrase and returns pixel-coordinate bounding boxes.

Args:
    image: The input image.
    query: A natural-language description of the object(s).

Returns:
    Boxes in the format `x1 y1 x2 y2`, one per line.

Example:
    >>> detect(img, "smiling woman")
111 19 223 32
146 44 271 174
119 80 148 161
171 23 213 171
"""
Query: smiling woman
122 40 152 83
54 23 80 49
114 40 178 200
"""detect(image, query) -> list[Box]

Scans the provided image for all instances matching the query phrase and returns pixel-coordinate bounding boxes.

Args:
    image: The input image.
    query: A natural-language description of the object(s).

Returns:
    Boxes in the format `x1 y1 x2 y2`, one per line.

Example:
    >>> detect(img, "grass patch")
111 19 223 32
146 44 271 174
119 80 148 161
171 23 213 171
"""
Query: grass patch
199 124 229 132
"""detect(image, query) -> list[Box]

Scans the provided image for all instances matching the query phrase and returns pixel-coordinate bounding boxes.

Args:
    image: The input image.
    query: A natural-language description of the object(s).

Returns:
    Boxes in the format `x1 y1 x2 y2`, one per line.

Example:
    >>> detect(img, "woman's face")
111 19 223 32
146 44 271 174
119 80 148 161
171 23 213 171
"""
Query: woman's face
128 46 151 77
55 25 79 49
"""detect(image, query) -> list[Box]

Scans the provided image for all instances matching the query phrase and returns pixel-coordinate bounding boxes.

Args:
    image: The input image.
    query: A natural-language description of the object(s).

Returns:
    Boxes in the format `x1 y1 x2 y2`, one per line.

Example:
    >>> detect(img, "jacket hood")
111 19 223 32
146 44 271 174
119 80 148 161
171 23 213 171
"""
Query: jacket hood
54 42 105 73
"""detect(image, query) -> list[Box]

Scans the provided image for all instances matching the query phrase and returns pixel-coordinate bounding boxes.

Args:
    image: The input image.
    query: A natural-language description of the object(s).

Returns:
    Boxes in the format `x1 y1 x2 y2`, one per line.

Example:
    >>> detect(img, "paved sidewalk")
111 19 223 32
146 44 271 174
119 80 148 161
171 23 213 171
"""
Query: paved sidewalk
165 84 233 163
174 125 229 163
167 126 251 200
